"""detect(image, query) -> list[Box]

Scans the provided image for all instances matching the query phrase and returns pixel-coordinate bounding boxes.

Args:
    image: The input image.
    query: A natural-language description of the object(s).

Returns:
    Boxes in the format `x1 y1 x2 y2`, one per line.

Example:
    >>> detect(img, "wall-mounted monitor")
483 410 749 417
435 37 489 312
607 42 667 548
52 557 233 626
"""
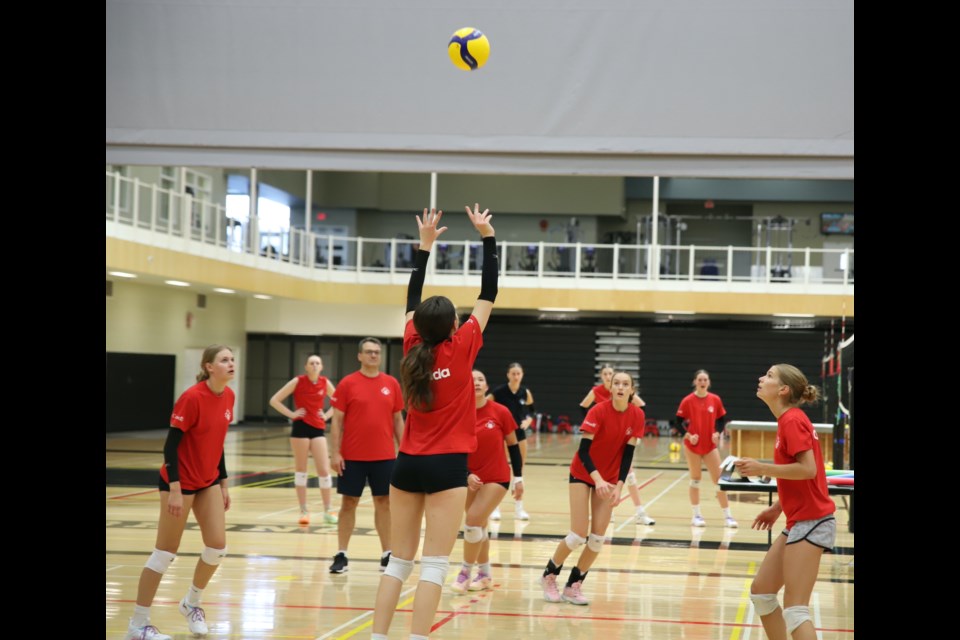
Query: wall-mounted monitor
820 212 853 235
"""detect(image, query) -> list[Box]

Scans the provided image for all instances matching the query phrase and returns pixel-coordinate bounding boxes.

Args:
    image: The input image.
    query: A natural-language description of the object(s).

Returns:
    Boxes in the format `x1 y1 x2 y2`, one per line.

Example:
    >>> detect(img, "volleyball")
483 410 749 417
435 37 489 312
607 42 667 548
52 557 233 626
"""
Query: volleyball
669 442 681 452
448 28 490 71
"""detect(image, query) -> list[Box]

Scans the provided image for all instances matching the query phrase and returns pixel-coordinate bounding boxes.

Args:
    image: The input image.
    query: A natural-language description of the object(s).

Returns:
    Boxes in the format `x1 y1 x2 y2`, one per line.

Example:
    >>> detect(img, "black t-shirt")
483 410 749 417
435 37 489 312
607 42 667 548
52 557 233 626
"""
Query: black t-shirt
491 383 532 425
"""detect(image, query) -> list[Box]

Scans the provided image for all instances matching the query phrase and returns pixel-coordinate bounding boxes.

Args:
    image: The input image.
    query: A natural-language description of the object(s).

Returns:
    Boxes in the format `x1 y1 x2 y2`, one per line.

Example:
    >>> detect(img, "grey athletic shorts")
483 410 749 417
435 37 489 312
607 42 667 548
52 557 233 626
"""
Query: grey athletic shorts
782 515 836 550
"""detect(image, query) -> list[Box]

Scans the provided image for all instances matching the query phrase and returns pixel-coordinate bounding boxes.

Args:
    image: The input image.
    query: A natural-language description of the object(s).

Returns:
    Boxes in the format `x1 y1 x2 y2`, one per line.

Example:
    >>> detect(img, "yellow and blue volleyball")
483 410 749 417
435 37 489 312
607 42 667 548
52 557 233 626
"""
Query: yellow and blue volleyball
448 28 490 71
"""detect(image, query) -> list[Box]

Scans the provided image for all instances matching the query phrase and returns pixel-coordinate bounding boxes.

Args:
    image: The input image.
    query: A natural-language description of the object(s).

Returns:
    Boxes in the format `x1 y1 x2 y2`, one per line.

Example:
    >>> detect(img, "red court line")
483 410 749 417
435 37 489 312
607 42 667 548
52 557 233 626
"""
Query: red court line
616 472 663 506
430 585 497 631
105 598 853 633
107 466 296 500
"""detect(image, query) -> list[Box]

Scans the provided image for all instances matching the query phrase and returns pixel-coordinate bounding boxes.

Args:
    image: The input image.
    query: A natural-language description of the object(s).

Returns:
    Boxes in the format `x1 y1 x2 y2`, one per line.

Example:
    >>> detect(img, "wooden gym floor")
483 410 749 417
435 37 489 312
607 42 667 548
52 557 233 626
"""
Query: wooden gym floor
106 425 854 639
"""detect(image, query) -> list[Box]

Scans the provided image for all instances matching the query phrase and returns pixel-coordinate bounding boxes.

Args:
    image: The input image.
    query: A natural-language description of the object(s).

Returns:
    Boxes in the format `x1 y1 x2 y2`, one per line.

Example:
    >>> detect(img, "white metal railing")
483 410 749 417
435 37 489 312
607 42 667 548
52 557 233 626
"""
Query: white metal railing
106 170 854 288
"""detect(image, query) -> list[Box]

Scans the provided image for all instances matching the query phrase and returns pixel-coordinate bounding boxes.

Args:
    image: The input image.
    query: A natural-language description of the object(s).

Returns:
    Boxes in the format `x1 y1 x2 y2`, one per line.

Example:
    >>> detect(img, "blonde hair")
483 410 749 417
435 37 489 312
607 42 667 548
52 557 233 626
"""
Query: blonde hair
774 364 819 406
197 344 232 382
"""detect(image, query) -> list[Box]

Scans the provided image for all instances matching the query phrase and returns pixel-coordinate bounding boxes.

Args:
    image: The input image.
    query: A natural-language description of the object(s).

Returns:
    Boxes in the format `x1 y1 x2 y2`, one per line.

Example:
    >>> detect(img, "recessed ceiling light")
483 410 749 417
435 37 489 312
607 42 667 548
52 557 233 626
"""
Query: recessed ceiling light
165 280 190 287
538 307 579 312
654 310 695 315
213 288 235 294
772 313 815 318
253 294 273 300
108 271 137 278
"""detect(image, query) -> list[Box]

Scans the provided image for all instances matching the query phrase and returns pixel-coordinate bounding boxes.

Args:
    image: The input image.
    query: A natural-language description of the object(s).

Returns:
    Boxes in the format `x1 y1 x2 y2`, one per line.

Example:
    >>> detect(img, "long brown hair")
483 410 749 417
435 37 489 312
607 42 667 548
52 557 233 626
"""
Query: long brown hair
196 344 232 382
401 296 457 410
774 364 819 406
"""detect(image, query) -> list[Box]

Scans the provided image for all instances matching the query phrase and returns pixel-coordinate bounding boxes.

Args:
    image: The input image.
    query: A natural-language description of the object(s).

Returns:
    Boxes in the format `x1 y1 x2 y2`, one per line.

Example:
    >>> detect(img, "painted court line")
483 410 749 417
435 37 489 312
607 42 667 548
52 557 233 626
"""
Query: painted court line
729 560 756 640
321 588 416 640
614 471 689 533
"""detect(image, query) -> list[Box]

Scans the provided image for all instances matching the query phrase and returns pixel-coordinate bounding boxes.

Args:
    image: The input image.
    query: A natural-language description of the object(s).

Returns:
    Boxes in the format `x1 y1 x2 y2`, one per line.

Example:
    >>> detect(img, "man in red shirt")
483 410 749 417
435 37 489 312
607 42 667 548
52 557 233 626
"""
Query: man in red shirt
328 337 405 574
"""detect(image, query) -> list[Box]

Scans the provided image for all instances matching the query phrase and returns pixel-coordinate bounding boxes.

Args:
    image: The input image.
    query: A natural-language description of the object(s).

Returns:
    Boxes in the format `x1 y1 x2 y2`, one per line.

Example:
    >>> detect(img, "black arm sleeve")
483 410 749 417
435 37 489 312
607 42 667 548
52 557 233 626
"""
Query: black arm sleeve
577 438 597 474
405 249 431 313
218 451 228 481
478 236 499 302
715 416 728 433
525 403 536 419
507 443 523 477
163 427 185 483
674 416 688 435
580 405 590 421
618 444 636 483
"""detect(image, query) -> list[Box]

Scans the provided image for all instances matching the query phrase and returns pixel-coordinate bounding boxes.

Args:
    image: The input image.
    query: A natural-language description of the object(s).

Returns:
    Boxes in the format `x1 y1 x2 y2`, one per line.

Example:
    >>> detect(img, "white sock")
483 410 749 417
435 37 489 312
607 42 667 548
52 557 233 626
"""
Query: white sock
185 584 203 606
636 505 646 514
479 562 492 575
131 605 150 628
460 561 472 572
723 507 733 518
515 500 525 511
692 505 702 517
382 550 391 558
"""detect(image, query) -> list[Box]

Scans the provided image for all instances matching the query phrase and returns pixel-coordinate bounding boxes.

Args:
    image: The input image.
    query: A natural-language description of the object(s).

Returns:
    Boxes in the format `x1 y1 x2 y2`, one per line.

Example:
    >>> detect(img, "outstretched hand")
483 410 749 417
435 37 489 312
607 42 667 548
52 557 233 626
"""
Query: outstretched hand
416 208 448 250
465 203 494 238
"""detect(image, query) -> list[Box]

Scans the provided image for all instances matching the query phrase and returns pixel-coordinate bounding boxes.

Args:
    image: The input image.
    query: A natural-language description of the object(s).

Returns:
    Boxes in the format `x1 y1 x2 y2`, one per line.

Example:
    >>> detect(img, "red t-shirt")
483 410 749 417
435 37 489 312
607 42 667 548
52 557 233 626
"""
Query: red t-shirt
467 400 518 483
160 381 235 491
401 315 484 455
570 401 643 484
330 371 403 461
293 375 330 429
677 392 726 455
591 384 611 403
775 407 836 528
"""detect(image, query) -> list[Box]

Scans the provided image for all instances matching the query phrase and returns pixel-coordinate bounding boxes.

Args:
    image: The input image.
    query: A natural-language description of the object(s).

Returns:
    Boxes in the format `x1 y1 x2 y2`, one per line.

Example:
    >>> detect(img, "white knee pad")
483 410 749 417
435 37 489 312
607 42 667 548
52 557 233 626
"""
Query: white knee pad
689 479 701 488
201 546 227 565
464 525 486 544
564 531 586 551
783 605 812 633
419 555 450 587
294 471 308 487
587 533 604 552
626 471 637 486
318 475 333 489
145 549 176 574
383 555 414 583
749 593 781 617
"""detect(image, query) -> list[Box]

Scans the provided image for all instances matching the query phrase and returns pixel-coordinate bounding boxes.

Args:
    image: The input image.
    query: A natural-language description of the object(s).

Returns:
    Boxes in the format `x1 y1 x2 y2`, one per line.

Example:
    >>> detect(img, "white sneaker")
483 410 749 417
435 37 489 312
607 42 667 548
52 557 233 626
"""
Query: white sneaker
691 515 706 527
125 624 172 640
489 507 501 521
724 516 739 528
178 598 209 635
515 507 530 521
636 511 656 526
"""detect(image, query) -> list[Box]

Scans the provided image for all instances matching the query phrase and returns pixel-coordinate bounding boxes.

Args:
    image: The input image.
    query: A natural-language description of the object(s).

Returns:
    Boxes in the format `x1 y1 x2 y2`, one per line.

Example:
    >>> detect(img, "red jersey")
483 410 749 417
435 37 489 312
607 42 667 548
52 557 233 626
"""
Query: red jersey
293 375 330 429
401 315 483 455
775 407 835 528
591 384 611 403
330 371 403 461
160 381 235 491
570 401 643 484
677 392 726 456
467 400 518 483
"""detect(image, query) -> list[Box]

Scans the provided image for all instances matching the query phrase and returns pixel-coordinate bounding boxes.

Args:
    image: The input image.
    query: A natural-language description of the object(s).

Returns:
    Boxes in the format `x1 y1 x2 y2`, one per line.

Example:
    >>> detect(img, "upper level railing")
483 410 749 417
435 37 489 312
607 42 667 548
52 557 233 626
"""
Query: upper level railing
106 171 854 288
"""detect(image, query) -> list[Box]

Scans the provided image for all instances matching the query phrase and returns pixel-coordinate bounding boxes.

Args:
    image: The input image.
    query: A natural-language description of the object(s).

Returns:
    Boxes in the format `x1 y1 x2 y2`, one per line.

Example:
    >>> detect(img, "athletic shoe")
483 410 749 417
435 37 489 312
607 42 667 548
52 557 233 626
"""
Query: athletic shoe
540 574 563 603
724 516 739 528
468 572 492 591
329 552 349 574
450 569 471 593
562 580 589 605
691 515 707 527
323 510 339 524
178 599 209 635
514 506 530 521
636 511 656 526
125 625 172 640
489 507 501 521
380 552 391 572
298 509 310 525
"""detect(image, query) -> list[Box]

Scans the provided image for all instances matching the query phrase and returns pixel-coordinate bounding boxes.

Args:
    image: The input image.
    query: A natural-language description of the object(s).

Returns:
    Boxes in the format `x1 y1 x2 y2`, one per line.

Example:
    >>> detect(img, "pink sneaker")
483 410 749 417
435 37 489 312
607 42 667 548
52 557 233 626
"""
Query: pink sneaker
468 571 492 591
540 574 563 603
562 580 589 605
450 568 471 593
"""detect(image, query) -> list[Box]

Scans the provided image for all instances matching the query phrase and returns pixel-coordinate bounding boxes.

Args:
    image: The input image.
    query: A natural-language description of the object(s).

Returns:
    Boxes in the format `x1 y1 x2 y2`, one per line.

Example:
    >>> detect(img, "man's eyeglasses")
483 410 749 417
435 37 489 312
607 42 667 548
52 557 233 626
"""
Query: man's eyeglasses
363 350 381 355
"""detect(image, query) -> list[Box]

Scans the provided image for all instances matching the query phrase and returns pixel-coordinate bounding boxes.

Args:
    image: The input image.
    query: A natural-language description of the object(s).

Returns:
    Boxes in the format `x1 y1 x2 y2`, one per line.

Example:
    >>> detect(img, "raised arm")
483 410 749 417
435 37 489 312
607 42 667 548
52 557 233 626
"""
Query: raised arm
404 208 448 322
466 203 497 331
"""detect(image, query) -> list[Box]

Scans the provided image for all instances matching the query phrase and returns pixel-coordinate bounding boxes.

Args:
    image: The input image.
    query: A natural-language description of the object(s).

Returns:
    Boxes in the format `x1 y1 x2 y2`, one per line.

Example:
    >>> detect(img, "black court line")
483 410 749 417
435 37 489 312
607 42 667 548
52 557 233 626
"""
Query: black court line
107 449 294 459
106 468 331 488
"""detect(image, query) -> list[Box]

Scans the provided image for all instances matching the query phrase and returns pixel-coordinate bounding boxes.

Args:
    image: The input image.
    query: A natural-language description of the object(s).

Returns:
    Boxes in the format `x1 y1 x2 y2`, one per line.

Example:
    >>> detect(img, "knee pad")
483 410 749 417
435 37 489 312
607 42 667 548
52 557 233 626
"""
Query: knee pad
294 471 308 487
201 546 227 565
145 549 176 574
689 479 700 488
318 475 333 489
564 531 586 551
783 605 812 634
383 555 414 583
587 533 604 552
626 471 637 486
749 593 781 617
419 555 450 587
464 525 486 544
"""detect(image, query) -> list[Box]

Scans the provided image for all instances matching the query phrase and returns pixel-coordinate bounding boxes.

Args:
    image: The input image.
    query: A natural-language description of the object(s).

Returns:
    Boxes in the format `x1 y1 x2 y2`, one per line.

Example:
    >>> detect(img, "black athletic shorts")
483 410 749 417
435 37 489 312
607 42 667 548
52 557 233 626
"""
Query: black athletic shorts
291 421 325 439
391 452 468 494
158 477 220 495
337 459 396 497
